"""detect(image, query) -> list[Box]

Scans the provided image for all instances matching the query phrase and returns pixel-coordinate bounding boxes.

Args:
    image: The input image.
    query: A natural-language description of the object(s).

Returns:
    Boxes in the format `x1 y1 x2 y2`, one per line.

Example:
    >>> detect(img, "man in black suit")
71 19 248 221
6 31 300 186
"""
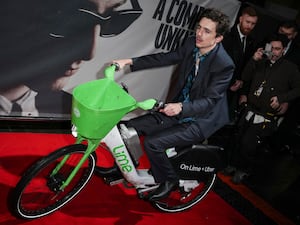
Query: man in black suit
222 6 259 122
278 20 300 69
113 8 234 201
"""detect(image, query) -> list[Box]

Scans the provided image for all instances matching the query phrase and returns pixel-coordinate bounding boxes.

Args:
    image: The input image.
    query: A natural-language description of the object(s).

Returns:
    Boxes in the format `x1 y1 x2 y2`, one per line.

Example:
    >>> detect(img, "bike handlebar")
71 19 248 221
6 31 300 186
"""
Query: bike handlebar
150 100 165 112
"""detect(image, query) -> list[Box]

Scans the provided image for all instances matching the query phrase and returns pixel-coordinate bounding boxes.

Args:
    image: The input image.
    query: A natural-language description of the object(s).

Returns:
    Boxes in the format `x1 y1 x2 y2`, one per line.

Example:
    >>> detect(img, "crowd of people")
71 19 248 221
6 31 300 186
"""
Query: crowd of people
221 6 300 184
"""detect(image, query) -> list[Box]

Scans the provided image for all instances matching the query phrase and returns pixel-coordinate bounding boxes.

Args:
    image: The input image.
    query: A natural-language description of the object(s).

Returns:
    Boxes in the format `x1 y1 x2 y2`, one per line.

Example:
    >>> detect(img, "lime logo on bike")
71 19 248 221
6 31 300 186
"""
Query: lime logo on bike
112 145 133 172
180 164 215 173
73 107 80 118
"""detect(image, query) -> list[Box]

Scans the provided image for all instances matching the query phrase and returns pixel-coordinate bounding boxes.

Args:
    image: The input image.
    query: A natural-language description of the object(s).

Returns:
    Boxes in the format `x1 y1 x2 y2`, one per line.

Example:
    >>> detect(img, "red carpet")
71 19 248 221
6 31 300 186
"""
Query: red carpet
0 132 253 225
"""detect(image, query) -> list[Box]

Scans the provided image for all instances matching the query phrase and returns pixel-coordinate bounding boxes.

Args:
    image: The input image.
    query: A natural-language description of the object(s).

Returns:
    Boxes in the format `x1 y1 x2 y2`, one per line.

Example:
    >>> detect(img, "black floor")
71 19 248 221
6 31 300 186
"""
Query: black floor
209 125 300 225
1 119 300 224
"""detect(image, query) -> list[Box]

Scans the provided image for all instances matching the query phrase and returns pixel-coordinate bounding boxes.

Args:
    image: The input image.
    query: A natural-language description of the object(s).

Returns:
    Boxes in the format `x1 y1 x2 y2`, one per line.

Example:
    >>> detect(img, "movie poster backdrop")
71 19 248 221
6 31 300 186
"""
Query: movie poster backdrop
0 0 240 119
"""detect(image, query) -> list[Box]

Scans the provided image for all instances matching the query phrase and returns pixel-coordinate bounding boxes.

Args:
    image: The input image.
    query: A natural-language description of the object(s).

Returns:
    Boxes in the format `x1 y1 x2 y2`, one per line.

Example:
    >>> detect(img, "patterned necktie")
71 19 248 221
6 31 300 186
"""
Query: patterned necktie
179 57 198 102
177 49 209 123
178 49 206 103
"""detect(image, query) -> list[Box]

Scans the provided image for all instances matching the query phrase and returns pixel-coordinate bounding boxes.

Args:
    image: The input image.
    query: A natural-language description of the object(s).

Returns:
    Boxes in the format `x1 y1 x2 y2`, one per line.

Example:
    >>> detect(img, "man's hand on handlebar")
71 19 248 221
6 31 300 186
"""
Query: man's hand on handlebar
160 103 182 116
150 101 182 117
112 59 133 70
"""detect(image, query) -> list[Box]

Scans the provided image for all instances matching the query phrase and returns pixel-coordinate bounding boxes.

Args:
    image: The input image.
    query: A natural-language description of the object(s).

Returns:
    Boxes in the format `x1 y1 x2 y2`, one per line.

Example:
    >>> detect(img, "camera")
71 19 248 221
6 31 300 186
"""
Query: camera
263 43 272 58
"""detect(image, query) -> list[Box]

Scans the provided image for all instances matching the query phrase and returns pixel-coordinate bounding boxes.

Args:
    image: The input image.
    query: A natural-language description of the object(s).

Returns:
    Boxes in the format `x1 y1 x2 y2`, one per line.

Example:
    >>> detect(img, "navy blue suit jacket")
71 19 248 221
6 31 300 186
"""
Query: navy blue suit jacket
131 36 234 138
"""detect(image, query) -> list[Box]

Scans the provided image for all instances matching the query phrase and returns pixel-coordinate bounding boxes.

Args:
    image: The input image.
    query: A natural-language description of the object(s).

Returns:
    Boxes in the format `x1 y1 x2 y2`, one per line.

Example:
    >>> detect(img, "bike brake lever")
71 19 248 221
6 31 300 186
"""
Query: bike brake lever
151 100 165 112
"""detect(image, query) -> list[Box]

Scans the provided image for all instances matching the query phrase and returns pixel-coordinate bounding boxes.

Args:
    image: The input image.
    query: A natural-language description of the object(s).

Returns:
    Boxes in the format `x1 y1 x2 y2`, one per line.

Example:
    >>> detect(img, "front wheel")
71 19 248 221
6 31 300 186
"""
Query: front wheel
153 172 217 212
10 144 96 219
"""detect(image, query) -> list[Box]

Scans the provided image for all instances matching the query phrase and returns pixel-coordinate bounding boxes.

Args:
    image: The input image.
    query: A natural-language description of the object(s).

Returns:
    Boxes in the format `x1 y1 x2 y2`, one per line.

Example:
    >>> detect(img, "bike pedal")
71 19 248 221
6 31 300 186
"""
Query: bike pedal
103 175 124 186
123 181 135 189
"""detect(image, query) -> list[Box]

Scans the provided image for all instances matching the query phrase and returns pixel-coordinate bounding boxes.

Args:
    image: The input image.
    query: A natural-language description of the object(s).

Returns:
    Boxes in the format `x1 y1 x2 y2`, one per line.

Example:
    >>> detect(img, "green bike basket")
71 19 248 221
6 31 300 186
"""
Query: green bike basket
72 78 137 139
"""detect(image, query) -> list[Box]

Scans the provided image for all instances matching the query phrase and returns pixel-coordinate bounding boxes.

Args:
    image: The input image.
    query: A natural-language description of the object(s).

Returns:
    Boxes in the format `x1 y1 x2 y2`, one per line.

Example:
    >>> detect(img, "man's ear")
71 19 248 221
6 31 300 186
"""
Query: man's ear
216 35 223 43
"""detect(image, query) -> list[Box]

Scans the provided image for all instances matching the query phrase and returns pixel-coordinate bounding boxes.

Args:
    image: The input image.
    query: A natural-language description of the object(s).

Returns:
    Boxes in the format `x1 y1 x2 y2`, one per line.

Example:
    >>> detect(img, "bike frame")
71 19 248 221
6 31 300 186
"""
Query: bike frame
52 123 158 192
102 125 157 187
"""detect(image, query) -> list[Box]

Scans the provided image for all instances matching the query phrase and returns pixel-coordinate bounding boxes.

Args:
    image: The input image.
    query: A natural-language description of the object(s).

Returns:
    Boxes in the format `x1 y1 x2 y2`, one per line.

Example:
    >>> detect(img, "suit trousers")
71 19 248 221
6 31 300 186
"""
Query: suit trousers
126 112 205 183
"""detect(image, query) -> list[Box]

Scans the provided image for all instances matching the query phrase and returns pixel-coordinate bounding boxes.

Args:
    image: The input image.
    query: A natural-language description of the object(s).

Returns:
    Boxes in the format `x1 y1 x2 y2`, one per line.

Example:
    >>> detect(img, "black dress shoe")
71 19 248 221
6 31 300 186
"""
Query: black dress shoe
231 170 249 184
147 180 179 201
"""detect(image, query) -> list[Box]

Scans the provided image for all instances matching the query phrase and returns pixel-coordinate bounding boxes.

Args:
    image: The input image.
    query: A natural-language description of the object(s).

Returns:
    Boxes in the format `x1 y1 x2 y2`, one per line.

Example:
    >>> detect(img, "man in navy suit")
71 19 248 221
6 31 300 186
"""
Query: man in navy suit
113 8 234 201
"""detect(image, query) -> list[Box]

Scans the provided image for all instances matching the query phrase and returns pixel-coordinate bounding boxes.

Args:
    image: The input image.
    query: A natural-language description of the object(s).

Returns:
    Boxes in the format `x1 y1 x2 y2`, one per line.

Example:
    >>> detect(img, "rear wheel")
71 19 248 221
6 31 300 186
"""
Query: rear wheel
153 172 216 212
11 144 96 219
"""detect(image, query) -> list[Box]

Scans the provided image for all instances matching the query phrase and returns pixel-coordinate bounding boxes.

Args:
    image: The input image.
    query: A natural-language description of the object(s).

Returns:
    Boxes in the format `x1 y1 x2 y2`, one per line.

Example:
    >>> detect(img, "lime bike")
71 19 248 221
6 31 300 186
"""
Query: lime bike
11 64 225 219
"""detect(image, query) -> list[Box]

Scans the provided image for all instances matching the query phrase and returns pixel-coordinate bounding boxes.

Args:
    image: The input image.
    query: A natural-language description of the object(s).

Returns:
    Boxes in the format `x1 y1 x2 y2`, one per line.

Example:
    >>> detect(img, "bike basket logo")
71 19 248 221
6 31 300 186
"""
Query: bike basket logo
180 163 215 173
73 107 80 117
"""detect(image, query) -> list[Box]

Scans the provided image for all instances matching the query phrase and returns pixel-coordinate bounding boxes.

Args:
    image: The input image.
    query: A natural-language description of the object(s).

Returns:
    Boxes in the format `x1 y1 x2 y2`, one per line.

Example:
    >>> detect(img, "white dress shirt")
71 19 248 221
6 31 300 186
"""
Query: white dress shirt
0 89 39 116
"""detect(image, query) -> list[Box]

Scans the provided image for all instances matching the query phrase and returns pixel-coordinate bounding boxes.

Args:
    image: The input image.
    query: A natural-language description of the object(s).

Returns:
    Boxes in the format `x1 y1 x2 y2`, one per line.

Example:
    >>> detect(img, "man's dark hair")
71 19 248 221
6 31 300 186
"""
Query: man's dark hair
279 20 299 32
200 8 230 37
268 33 289 48
241 6 257 17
